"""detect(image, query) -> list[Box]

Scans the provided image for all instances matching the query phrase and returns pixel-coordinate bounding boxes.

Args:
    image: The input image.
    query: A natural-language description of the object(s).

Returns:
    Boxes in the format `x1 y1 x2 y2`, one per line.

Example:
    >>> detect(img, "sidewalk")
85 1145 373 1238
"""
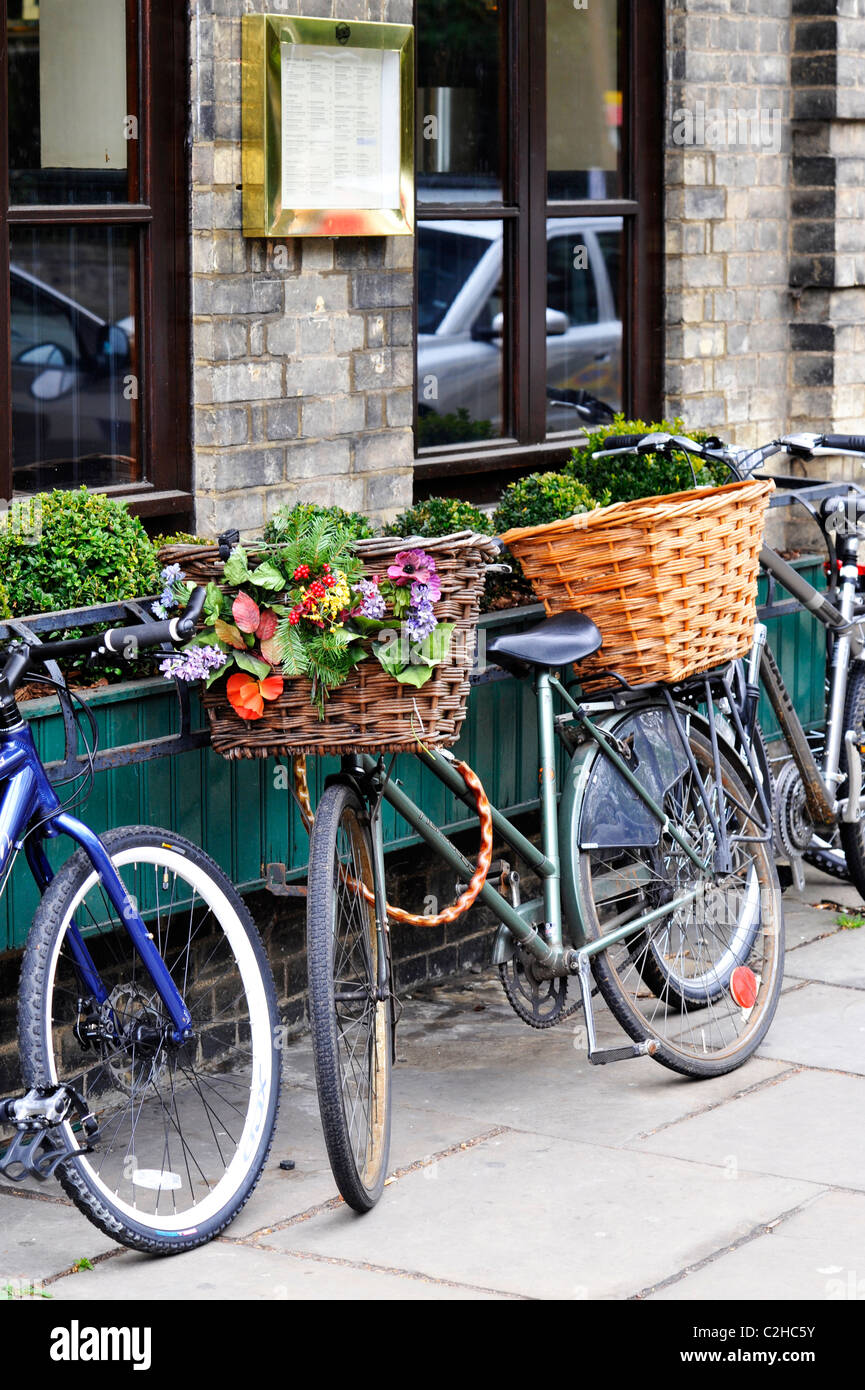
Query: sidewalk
3 868 864 1302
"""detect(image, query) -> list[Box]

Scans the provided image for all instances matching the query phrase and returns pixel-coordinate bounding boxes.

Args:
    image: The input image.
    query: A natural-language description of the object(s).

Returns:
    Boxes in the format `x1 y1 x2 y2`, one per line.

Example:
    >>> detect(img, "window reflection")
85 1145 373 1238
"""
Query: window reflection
416 0 505 204
6 0 131 205
10 226 139 491
545 219 622 434
416 220 506 447
547 0 622 201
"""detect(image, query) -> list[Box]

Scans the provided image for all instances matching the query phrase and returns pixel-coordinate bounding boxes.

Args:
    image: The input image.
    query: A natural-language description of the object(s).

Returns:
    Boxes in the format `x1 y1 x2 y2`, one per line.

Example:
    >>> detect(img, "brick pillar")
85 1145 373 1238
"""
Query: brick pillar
664 0 792 446
789 1 865 469
189 1 415 538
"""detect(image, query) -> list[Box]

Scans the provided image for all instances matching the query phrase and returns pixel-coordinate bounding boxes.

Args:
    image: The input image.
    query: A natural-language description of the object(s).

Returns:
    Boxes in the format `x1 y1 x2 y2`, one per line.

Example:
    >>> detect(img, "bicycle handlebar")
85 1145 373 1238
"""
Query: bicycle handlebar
2 585 208 691
821 434 865 454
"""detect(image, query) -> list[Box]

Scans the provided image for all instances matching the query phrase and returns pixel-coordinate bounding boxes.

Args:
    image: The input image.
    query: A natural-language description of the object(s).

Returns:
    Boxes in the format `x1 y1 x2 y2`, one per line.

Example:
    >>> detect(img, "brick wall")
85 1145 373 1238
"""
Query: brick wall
189 0 415 538
665 0 793 445
665 0 865 469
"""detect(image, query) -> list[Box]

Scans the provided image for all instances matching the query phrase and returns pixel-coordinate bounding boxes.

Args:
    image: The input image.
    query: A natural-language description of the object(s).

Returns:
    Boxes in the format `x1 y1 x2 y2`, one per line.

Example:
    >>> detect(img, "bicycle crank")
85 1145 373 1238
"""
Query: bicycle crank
498 949 587 1029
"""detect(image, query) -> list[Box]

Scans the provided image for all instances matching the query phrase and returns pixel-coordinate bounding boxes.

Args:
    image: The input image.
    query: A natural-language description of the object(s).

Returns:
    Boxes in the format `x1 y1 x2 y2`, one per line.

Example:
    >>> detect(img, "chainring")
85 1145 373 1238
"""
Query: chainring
774 760 813 860
498 951 584 1029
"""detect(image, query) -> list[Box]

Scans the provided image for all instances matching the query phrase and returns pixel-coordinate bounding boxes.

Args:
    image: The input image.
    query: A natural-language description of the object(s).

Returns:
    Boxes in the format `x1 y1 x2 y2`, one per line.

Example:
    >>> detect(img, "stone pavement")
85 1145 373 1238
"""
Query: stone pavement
2 868 864 1302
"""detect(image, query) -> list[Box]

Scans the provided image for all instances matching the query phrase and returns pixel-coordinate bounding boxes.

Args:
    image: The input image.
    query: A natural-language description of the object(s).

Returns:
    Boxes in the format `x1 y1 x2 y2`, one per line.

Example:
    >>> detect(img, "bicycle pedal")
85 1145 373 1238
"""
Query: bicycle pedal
588 1040 657 1066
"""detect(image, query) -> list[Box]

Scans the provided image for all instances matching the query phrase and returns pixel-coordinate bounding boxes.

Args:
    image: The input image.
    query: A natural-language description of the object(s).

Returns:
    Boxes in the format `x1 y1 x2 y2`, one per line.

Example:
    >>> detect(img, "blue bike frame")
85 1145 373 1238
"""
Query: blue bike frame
0 720 193 1040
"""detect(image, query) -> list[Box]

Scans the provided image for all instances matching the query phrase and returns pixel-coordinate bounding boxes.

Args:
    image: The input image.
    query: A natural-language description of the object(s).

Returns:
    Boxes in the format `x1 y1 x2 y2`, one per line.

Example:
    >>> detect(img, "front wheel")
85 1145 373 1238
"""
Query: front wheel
19 827 280 1254
570 710 784 1078
306 783 392 1212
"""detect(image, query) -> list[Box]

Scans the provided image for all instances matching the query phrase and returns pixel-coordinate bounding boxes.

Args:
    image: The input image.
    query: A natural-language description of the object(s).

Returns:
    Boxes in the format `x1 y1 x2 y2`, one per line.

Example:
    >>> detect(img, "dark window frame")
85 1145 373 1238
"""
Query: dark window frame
412 0 664 492
0 0 191 520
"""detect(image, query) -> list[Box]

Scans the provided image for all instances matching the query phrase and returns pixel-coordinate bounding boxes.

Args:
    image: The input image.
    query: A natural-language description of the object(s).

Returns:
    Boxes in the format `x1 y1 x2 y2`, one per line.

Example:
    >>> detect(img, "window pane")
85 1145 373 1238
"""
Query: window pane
546 219 623 434
416 0 505 205
546 0 622 201
6 0 132 205
10 225 140 490
417 219 506 447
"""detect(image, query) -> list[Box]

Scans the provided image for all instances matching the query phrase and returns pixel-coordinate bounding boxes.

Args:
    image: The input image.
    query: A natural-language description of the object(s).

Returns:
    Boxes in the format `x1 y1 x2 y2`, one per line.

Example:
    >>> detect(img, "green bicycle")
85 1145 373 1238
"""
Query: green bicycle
304 611 785 1212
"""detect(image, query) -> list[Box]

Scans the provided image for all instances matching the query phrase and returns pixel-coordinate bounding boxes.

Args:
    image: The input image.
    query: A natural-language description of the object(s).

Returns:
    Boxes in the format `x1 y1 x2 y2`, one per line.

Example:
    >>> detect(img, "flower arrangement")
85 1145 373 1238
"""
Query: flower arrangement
159 514 455 720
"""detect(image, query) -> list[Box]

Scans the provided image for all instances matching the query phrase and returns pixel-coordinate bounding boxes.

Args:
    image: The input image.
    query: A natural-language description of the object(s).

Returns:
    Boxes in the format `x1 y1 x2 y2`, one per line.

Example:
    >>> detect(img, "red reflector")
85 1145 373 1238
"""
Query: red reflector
730 966 758 1009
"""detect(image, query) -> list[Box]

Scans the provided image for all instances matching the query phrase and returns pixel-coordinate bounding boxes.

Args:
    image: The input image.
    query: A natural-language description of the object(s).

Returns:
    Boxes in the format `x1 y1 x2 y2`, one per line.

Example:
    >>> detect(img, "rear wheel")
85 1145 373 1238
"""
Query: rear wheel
307 783 391 1212
576 718 784 1078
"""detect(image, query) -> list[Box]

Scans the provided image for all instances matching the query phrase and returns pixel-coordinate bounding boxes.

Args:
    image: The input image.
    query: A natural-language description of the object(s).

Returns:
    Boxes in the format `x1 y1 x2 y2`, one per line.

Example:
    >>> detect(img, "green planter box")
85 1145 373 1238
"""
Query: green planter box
3 580 825 954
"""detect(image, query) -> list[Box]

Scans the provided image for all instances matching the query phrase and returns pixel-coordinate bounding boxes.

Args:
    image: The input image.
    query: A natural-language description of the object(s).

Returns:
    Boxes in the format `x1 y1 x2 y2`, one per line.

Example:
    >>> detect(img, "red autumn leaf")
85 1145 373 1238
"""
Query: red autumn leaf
213 619 246 650
255 608 278 641
259 676 284 701
232 591 261 634
259 636 281 667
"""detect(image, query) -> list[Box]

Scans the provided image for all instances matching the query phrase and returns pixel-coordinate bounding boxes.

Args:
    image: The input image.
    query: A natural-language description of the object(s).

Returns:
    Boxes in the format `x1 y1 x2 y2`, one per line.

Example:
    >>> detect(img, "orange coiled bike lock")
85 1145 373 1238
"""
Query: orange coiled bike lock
290 753 494 925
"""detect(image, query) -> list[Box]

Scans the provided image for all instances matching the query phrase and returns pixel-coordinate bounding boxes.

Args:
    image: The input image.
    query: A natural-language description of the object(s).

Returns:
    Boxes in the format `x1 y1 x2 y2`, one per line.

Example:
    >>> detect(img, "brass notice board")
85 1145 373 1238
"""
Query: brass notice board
242 14 414 237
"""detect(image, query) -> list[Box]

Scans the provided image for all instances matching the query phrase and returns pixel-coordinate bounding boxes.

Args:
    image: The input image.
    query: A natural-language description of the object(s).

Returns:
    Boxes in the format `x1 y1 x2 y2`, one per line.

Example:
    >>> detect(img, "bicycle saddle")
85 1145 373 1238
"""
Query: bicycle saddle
486 610 602 672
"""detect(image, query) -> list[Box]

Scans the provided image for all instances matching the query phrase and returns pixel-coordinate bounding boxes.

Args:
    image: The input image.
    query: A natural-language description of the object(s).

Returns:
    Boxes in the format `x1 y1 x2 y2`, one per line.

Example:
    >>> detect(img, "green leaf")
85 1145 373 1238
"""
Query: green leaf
275 620 309 677
205 665 227 689
390 586 411 619
203 582 222 626
411 622 455 668
222 546 252 586
234 650 272 680
247 559 285 592
390 662 435 687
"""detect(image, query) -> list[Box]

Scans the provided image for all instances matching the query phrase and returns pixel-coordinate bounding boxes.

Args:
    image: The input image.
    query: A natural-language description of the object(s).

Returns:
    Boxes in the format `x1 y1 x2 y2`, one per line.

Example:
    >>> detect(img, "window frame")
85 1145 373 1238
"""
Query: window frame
0 0 191 520
412 0 664 489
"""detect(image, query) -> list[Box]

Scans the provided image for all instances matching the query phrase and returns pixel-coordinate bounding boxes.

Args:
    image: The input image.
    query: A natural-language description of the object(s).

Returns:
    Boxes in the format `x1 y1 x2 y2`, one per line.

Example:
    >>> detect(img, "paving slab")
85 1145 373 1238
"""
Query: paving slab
785 924 865 987
231 1080 501 1239
648 1190 865 1302
637 1068 865 1191
0 1190 117 1285
756 981 865 1073
46 1239 503 1301
390 1045 789 1152
783 904 844 950
262 1128 817 1300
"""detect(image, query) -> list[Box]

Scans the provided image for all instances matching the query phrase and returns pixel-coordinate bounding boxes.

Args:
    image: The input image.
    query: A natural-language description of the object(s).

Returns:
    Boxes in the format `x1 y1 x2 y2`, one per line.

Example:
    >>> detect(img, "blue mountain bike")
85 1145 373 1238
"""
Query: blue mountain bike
0 588 280 1253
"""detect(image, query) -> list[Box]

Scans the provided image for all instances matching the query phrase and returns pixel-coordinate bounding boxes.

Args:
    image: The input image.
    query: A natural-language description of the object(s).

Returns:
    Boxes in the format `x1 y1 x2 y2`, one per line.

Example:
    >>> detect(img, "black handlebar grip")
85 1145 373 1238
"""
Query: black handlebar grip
822 435 865 454
602 434 648 450
176 584 207 636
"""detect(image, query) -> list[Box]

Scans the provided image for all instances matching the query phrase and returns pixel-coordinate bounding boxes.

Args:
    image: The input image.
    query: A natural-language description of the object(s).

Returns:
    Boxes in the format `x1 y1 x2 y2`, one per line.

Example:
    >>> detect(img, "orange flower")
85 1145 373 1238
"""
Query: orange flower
226 672 284 721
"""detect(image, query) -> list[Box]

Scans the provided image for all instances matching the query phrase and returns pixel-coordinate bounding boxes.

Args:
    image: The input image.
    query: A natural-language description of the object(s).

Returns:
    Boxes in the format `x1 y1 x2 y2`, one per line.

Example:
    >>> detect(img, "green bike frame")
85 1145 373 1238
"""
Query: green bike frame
353 671 732 997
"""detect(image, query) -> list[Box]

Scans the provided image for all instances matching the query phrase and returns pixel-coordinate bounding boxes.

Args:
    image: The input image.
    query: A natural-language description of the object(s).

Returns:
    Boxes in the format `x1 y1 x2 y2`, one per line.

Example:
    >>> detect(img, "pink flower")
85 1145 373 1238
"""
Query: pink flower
387 550 441 600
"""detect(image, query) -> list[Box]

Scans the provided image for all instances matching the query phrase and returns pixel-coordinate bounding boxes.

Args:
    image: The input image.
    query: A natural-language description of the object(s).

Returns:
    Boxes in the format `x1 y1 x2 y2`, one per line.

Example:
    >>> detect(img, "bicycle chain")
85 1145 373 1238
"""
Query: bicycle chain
802 847 852 883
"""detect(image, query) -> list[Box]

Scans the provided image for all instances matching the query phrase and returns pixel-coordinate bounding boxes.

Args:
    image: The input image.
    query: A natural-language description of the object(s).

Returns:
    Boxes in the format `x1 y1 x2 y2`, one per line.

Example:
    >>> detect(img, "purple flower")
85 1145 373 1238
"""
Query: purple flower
405 600 437 642
160 645 227 683
152 563 185 618
353 577 386 619
387 550 441 601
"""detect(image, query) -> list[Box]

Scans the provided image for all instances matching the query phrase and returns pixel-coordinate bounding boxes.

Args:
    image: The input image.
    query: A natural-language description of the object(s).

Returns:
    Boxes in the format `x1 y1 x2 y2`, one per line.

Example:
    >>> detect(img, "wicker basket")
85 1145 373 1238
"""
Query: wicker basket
501 478 774 688
160 533 497 758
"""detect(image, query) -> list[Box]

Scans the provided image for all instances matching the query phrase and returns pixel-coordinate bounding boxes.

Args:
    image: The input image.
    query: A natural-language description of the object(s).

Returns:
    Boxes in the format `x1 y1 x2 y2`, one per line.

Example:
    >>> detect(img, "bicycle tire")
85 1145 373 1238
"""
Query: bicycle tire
576 722 784 1078
307 783 391 1212
19 826 280 1254
838 660 865 900
633 716 776 1004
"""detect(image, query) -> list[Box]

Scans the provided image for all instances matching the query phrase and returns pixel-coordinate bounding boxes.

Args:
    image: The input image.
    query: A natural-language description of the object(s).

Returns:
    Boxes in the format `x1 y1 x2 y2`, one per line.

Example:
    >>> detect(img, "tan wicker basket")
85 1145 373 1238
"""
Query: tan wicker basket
501 478 774 688
160 533 497 758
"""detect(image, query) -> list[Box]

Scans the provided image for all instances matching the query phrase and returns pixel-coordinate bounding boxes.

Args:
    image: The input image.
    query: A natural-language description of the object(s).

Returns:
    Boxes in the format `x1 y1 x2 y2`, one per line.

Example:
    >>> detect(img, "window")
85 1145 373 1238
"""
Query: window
414 0 663 485
0 0 190 518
